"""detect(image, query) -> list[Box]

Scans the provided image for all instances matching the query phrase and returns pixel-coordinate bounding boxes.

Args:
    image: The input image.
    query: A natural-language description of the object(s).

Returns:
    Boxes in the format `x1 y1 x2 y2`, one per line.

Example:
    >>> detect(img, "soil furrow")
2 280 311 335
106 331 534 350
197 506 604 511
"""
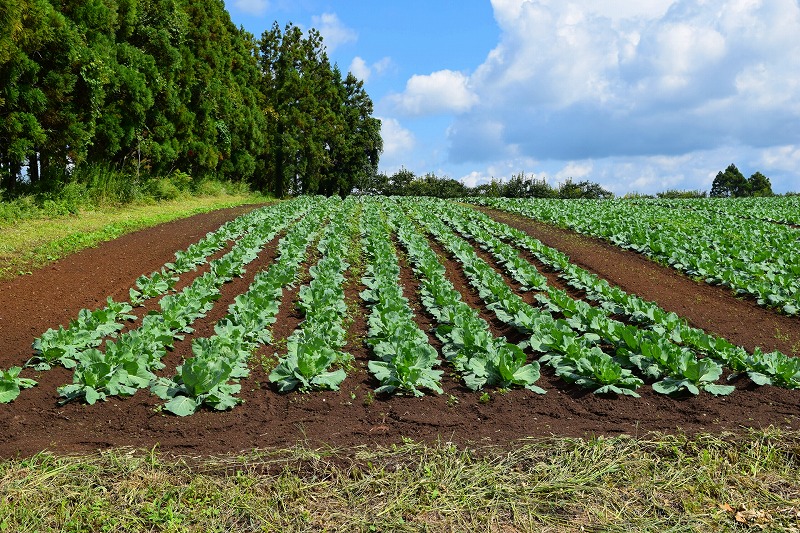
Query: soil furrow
0 202 799 459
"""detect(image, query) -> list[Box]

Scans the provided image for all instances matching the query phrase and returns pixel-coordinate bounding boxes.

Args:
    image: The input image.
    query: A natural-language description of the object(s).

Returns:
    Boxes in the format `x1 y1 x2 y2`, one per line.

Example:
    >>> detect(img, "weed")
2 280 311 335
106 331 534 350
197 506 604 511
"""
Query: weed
774 328 791 342
1 431 798 531
363 391 374 407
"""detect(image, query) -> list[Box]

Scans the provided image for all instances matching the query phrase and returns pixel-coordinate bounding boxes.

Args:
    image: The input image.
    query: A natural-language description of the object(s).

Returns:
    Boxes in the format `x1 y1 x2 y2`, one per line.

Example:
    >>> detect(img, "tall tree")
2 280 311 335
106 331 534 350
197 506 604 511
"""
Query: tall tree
710 164 748 197
0 0 70 188
2 0 382 195
326 70 382 196
747 171 773 197
259 22 303 197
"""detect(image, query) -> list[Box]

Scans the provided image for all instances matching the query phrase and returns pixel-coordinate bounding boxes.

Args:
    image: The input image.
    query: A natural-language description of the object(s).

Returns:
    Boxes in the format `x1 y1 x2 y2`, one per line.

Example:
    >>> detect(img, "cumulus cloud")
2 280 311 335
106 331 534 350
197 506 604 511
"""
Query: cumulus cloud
349 57 371 82
232 0 268 16
444 0 800 182
311 13 357 52
348 56 393 83
759 145 800 174
460 171 490 188
389 70 479 116
554 162 593 182
378 117 416 164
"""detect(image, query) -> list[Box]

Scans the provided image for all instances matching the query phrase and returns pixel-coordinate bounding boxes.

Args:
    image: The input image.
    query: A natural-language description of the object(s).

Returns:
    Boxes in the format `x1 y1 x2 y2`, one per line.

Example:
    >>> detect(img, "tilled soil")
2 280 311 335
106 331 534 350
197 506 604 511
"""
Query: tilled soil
1 204 798 459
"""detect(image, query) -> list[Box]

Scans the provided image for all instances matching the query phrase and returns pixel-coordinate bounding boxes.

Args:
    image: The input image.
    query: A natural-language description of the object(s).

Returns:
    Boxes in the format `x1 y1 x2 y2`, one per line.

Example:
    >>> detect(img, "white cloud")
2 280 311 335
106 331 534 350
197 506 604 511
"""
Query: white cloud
460 171 491 188
378 117 415 164
439 0 800 194
759 145 800 173
554 162 593 182
233 0 268 16
311 13 357 52
389 70 479 116
349 57 371 82
348 56 393 83
373 57 393 76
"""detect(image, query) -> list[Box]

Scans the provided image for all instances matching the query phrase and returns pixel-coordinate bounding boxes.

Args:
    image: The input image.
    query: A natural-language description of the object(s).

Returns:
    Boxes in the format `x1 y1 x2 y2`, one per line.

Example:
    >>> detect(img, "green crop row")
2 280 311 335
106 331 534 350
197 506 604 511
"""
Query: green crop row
470 197 800 316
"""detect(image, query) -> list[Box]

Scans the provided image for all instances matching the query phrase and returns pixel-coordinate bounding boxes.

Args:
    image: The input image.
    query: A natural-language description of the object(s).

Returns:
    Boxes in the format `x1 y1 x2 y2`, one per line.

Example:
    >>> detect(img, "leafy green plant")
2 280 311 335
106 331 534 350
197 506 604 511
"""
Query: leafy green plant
554 347 643 397
0 367 37 403
269 335 347 392
152 357 243 417
30 298 136 370
652 354 735 396
369 326 443 397
463 342 545 393
130 270 178 305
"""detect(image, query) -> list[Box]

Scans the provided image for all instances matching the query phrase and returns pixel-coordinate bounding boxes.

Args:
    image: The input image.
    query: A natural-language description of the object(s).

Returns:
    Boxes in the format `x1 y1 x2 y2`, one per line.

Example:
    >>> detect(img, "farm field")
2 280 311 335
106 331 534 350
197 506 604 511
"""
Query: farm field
1 196 799 459
470 196 800 316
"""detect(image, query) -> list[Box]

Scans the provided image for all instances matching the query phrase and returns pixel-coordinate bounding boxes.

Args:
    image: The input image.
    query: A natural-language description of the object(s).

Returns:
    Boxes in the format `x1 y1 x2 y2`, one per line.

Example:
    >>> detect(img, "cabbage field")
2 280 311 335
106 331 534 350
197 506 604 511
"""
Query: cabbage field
1 195 798 456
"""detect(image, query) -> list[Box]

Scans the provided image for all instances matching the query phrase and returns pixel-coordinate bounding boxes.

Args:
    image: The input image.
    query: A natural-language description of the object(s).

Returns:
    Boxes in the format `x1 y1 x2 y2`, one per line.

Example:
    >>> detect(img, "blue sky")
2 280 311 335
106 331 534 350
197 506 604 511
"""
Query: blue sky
225 0 800 194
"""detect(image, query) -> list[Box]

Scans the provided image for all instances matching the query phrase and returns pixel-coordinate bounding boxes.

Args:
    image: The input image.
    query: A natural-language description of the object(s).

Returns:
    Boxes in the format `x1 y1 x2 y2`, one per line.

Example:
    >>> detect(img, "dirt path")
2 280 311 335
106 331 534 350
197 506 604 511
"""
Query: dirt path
1 204 798 459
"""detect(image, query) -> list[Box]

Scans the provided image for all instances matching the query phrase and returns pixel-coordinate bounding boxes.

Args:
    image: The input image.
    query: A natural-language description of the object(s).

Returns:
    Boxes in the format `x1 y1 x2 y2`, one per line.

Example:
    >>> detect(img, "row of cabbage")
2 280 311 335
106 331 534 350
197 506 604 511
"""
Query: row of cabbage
150 199 336 414
267 198 356 392
633 196 800 226
4 195 797 411
382 199 547 393
0 197 316 404
359 198 443 396
468 197 800 316
398 197 799 397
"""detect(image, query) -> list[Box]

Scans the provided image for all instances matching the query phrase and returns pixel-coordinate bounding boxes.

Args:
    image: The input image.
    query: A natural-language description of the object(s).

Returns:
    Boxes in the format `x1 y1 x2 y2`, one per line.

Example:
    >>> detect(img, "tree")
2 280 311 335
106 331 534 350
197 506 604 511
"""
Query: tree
0 0 53 188
557 178 613 199
747 171 773 197
325 70 382 196
2 0 382 196
386 168 415 195
710 164 748 197
355 171 389 195
500 172 556 198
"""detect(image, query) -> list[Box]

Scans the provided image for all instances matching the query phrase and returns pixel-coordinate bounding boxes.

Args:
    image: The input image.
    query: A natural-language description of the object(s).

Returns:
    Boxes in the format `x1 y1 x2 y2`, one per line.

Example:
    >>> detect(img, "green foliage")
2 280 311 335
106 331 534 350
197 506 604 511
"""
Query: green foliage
360 199 444 396
557 178 614 199
655 189 707 199
0 1 381 197
710 164 772 198
0 367 37 403
359 170 614 200
30 297 135 370
269 335 347 392
151 331 250 416
258 24 381 197
747 171 773 197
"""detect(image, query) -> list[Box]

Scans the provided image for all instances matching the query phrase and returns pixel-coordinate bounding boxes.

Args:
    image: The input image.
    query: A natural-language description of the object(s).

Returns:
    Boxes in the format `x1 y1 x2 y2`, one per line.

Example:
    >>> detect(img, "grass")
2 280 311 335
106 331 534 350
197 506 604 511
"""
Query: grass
0 194 271 281
0 429 798 532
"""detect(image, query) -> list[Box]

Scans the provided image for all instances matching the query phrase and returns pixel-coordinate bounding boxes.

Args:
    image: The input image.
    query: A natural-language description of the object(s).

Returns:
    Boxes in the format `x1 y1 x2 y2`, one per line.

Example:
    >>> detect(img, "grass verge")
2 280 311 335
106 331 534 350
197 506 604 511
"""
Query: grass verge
0 429 798 532
0 194 271 281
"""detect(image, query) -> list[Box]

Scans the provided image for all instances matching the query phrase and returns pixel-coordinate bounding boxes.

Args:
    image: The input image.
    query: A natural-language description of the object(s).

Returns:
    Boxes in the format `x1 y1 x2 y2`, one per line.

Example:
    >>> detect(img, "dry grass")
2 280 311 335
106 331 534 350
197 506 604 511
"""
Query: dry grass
1 429 798 532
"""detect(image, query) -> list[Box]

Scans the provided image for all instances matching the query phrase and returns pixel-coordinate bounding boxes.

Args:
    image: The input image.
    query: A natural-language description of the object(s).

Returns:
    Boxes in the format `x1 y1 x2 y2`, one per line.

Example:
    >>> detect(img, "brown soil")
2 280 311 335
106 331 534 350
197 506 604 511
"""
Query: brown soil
1 205 799 460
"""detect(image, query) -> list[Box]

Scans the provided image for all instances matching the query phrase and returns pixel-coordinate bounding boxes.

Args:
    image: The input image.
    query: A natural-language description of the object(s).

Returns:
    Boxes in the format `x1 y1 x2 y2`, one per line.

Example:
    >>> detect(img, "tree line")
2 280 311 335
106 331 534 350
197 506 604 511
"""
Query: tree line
357 169 615 199
0 0 382 197
357 166 784 200
710 164 773 198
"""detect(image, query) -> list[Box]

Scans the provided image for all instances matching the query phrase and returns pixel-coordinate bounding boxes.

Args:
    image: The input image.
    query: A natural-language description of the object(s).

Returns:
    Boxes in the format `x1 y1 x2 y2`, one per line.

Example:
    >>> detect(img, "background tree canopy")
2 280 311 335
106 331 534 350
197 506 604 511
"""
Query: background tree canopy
0 0 382 197
710 164 773 198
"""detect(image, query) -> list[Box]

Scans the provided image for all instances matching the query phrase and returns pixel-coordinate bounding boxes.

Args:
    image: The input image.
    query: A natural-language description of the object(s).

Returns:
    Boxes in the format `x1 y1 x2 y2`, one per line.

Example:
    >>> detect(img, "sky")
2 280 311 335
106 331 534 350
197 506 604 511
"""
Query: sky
224 0 800 195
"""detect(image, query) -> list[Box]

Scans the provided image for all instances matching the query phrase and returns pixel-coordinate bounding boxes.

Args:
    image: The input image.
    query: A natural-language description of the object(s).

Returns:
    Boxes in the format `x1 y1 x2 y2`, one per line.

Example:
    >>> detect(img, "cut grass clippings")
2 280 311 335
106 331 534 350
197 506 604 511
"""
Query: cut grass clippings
0 194 272 281
1 429 798 532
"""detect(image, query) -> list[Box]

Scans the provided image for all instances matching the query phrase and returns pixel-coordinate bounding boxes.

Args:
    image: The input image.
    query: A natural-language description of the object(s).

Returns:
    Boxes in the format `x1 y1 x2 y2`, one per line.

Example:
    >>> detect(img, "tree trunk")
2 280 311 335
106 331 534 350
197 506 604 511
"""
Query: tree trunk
1 159 16 191
29 150 40 184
